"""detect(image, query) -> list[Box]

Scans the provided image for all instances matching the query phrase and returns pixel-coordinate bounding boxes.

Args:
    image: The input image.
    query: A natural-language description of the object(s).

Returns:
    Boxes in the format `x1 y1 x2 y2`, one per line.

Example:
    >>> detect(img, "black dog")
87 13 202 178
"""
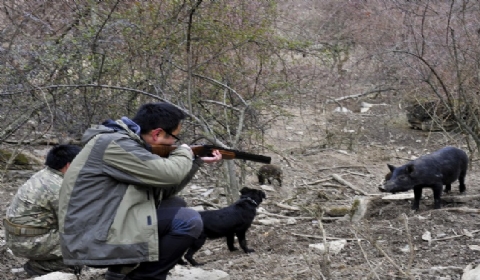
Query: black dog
182 187 266 266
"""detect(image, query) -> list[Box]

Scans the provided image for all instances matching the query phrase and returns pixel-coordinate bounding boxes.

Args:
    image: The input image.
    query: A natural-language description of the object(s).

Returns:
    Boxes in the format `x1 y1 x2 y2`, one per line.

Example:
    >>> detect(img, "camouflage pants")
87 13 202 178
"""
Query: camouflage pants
26 258 72 274
6 229 71 273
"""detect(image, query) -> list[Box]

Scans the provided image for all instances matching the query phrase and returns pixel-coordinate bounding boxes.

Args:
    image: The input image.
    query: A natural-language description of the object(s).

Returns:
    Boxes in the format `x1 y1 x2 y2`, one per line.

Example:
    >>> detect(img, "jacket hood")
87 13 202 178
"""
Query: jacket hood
81 117 143 145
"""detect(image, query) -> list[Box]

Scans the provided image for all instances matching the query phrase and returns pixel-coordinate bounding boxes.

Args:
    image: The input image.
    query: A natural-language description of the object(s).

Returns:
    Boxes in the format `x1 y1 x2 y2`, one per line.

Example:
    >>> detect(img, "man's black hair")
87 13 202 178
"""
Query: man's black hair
45 144 82 170
132 102 186 134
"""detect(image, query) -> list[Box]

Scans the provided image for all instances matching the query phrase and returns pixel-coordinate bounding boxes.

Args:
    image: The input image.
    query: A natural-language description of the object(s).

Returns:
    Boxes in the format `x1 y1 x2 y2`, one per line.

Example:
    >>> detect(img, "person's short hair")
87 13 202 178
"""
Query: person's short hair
45 144 81 170
132 102 186 135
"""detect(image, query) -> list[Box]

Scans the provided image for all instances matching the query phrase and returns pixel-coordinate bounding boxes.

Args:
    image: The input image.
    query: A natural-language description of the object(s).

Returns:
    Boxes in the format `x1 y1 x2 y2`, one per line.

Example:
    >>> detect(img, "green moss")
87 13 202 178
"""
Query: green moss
349 199 361 220
13 153 30 165
0 149 32 168
328 206 351 217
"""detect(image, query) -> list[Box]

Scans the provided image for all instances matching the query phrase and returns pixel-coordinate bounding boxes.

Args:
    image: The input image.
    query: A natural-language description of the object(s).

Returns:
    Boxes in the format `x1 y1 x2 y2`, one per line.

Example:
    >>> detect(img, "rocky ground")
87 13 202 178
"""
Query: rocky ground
1 97 480 280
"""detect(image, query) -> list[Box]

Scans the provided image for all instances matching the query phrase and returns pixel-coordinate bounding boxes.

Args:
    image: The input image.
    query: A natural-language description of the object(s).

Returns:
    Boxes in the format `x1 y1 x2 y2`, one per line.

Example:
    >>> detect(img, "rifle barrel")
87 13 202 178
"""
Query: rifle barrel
203 145 271 164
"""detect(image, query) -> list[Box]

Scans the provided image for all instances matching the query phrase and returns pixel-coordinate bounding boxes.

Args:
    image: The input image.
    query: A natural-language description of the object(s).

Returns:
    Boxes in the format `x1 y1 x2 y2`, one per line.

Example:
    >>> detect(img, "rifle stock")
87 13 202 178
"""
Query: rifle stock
150 144 271 164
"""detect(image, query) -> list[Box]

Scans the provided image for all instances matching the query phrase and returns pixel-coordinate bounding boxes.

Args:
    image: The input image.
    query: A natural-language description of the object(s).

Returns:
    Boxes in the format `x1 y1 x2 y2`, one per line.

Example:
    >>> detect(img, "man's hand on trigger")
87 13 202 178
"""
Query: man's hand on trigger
201 149 222 163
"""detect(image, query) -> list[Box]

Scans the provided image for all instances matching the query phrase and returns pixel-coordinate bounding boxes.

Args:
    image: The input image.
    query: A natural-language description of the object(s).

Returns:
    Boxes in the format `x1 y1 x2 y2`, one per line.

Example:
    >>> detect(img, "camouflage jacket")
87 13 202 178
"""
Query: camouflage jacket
5 167 64 259
58 118 201 266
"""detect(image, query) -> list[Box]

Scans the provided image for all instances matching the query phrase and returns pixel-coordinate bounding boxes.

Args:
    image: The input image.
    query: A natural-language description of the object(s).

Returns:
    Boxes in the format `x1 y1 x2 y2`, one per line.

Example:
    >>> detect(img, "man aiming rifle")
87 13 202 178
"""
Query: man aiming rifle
58 102 270 280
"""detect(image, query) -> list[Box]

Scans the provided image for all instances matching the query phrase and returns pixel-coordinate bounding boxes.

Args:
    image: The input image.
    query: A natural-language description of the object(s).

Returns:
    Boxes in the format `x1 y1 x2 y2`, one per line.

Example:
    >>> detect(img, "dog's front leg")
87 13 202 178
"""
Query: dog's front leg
236 231 254 253
226 233 239 251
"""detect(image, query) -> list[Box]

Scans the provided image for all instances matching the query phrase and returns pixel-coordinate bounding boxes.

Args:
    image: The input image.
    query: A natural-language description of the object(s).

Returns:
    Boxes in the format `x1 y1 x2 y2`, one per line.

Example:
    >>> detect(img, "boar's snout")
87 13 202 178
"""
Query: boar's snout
383 180 414 193
378 186 389 193
378 181 396 193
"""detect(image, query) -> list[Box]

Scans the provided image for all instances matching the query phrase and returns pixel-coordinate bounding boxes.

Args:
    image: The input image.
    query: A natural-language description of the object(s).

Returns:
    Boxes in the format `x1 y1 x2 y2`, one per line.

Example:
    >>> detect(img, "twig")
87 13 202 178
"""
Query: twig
331 174 369 196
353 230 380 280
316 209 330 279
402 213 415 273
346 171 369 177
318 165 368 172
370 240 413 279
257 143 293 168
304 178 331 185
193 198 222 209
321 183 347 189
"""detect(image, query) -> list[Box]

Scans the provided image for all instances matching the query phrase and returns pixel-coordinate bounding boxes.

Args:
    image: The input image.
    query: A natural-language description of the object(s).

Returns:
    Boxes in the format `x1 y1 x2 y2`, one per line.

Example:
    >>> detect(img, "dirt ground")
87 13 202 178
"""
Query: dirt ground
1 98 480 280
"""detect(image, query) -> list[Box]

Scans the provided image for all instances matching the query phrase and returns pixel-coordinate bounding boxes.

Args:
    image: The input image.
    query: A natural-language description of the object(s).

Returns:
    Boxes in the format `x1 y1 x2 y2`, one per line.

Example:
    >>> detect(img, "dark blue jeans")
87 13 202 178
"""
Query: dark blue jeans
127 197 203 280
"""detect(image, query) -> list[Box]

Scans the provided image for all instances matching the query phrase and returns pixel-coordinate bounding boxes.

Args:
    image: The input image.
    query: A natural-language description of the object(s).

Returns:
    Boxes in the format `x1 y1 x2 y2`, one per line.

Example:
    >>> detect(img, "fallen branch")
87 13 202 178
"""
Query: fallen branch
411 266 464 274
325 88 394 104
291 232 360 241
321 183 347 189
304 178 331 185
331 174 369 196
258 209 339 221
432 229 480 242
276 202 300 211
440 194 480 203
434 207 480 213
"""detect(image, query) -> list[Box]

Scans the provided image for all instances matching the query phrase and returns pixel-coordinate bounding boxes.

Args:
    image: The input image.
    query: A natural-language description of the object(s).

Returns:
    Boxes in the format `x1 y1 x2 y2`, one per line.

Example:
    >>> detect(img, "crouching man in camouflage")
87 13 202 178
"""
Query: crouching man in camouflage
3 144 81 277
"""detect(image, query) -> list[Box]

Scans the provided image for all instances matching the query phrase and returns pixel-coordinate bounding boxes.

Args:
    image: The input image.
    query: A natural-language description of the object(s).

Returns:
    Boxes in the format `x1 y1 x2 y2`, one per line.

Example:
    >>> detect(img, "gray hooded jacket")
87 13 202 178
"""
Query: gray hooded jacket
58 119 201 266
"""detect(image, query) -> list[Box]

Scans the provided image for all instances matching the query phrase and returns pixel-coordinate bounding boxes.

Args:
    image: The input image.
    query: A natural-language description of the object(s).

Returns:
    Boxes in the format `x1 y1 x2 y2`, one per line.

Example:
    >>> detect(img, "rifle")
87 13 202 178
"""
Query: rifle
151 144 271 164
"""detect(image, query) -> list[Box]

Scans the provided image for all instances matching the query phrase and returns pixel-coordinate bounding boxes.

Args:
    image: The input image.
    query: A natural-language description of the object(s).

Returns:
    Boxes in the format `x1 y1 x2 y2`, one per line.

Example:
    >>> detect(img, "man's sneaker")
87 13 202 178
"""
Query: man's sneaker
104 264 137 280
23 261 49 277
104 270 128 280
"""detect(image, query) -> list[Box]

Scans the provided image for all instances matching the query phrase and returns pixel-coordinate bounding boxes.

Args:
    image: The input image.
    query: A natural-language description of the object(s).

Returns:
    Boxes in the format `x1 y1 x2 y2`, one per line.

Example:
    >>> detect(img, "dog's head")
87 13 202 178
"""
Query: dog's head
239 187 266 206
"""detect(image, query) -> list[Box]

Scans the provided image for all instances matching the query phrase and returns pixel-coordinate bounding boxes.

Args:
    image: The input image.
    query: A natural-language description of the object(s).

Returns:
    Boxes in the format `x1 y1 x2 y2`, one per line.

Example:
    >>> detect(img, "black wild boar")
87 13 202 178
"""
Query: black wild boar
380 146 468 210
257 164 282 187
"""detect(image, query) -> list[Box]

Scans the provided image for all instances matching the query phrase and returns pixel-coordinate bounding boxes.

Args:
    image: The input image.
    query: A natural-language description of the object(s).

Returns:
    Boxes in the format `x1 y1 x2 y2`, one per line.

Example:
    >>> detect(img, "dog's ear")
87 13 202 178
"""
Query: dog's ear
239 187 250 195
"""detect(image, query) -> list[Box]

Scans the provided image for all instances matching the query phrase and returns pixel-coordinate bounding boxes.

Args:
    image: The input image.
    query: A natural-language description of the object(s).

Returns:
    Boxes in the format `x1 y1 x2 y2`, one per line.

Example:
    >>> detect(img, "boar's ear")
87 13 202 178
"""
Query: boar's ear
405 164 415 174
387 164 396 172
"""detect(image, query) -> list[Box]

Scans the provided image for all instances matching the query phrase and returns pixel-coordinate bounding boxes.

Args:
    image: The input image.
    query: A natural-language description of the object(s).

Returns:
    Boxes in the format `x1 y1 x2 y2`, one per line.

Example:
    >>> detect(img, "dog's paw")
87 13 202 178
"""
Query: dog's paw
245 249 255 254
186 258 203 266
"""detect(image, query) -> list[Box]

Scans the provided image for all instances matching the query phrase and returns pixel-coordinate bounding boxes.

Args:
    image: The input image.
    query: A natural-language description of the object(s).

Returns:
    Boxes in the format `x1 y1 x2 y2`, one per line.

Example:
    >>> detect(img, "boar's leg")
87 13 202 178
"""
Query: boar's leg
432 184 443 209
444 183 452 193
258 174 265 185
412 186 423 210
459 170 467 193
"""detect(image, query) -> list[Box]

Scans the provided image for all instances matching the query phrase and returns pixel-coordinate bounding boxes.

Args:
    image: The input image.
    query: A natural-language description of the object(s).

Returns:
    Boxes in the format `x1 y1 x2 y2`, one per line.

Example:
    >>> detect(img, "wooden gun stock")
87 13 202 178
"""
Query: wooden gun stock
150 144 271 164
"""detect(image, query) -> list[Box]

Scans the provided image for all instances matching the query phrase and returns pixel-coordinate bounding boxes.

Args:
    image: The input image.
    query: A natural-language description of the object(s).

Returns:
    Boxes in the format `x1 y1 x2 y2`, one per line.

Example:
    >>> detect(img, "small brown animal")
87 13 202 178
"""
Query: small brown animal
257 164 282 187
